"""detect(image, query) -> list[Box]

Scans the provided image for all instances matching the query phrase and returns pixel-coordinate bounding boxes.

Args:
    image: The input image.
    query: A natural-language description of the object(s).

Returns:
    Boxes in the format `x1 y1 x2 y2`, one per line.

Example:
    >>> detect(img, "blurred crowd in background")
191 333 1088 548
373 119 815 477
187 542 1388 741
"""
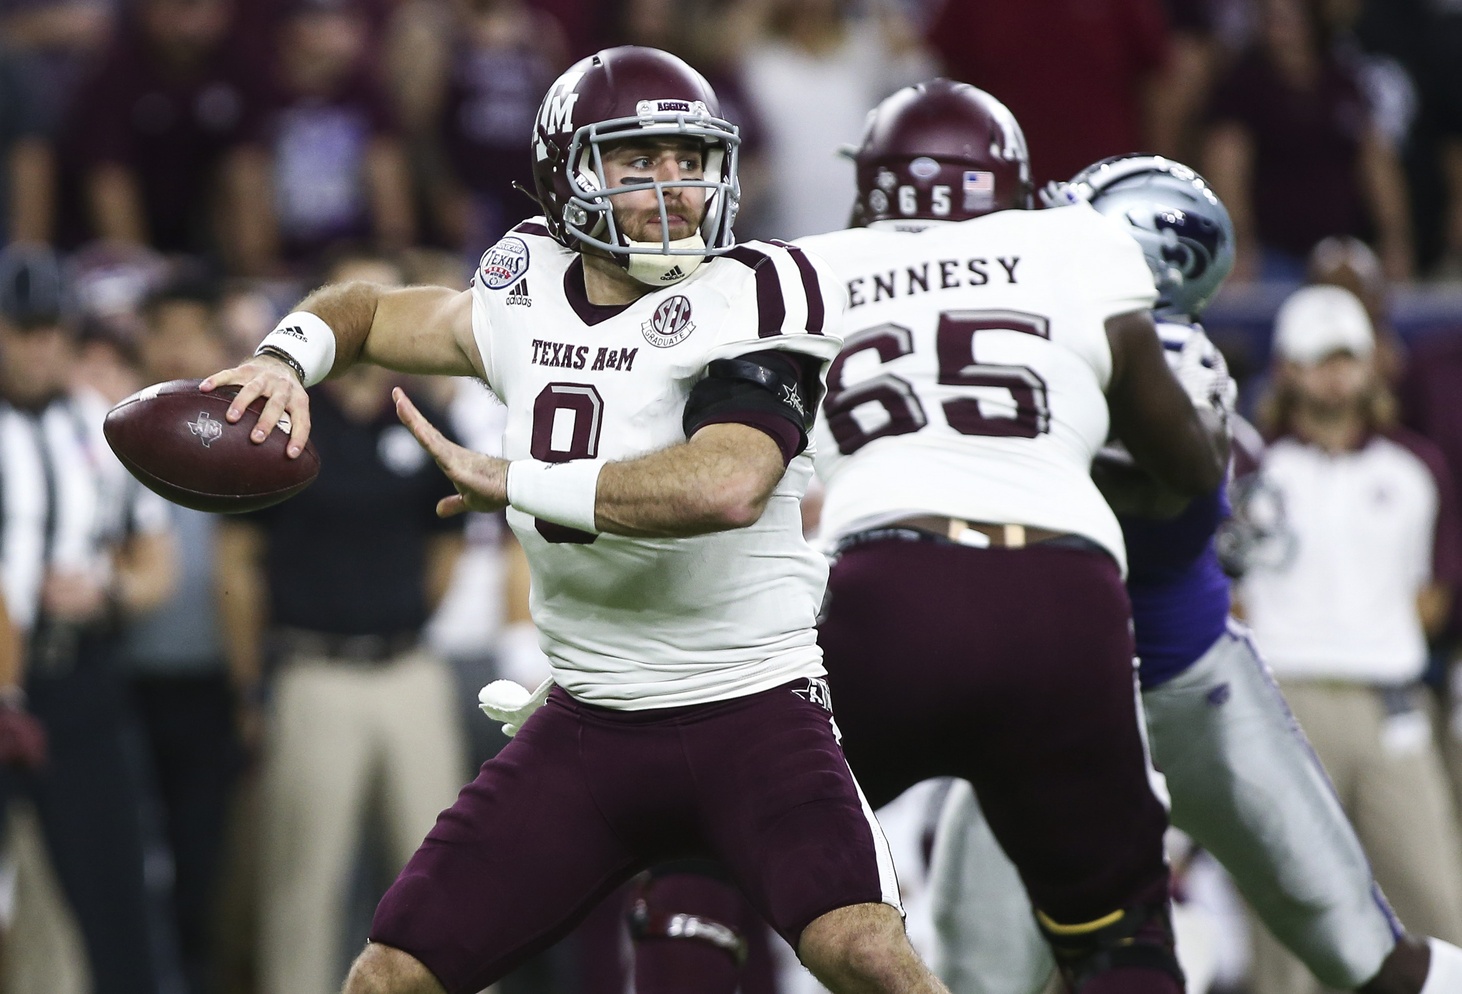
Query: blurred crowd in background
7 0 1462 993
4 0 1462 282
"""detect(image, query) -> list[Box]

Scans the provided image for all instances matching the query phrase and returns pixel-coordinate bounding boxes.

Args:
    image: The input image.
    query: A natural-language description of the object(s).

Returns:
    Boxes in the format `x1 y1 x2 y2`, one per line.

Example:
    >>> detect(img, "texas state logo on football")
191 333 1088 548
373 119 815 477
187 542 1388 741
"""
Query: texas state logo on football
480 236 530 289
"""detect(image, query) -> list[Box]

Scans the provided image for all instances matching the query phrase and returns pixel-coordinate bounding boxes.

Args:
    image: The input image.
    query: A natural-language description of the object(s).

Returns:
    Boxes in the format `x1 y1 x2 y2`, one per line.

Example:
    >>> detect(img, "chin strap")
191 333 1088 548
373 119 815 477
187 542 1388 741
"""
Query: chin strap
623 233 707 286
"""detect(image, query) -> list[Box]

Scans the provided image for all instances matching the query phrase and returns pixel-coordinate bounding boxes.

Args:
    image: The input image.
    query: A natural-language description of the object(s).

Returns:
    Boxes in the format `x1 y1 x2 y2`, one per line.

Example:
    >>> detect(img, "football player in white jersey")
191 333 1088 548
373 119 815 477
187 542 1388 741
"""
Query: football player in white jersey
925 156 1462 994
201 45 955 994
798 80 1229 994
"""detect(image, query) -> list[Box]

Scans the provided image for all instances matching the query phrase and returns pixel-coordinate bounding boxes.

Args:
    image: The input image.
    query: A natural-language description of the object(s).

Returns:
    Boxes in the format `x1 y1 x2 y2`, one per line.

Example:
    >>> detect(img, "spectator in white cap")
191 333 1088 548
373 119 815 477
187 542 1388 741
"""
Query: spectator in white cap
1270 283 1377 366
1233 283 1462 991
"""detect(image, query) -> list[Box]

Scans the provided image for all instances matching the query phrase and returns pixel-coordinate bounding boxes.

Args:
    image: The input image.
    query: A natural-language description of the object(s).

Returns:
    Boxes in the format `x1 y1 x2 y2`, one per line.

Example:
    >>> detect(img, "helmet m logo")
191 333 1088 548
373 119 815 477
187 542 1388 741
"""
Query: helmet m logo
539 70 585 134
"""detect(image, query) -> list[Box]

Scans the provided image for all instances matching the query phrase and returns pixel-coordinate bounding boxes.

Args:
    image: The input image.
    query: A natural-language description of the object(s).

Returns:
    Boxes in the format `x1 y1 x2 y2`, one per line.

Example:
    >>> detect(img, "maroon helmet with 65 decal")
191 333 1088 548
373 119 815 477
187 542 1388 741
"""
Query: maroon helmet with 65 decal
849 79 1031 227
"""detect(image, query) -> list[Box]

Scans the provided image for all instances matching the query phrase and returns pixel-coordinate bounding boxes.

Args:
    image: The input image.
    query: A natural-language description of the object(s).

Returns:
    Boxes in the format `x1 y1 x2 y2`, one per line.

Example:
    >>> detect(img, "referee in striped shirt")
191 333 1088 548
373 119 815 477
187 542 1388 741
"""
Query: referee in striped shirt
0 245 176 994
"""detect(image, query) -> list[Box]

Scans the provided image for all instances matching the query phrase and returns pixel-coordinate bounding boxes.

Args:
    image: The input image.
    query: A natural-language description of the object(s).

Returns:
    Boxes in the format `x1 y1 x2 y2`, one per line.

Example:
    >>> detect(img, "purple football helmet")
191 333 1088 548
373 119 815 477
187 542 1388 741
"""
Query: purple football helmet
849 79 1031 226
530 46 741 272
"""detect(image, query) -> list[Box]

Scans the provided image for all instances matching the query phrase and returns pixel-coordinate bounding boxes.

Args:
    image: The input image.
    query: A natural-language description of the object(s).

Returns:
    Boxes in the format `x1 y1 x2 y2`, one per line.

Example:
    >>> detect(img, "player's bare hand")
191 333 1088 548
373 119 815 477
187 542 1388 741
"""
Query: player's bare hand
393 387 509 516
200 354 313 459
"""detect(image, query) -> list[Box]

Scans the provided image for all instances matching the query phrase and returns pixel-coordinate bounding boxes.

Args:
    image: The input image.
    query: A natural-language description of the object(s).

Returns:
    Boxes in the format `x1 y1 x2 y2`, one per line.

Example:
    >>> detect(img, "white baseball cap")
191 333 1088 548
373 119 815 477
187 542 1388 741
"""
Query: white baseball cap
1271 284 1374 365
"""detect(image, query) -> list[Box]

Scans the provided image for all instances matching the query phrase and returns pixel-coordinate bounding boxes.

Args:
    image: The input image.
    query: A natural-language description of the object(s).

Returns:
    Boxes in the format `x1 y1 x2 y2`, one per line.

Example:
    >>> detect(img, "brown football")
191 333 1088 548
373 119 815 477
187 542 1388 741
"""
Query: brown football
103 378 320 513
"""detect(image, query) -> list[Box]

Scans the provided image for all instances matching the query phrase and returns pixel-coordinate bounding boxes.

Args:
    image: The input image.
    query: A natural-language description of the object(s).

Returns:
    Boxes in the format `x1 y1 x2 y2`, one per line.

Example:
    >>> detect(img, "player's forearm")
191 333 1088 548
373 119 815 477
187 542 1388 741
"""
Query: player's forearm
501 425 784 539
1091 459 1194 520
292 280 383 376
274 284 475 381
1108 315 1230 496
394 394 786 539
591 425 784 538
1159 408 1230 497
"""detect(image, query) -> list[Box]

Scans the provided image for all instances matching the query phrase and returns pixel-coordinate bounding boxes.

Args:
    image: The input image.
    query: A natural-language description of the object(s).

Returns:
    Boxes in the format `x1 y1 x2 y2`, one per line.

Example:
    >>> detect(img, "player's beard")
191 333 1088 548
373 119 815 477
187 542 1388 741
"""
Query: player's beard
613 193 709 286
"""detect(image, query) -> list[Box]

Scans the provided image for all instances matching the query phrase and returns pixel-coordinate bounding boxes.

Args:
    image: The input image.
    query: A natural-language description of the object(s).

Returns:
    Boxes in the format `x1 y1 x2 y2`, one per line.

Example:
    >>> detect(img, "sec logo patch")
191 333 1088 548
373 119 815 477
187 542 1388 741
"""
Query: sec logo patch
480 236 530 290
641 295 696 348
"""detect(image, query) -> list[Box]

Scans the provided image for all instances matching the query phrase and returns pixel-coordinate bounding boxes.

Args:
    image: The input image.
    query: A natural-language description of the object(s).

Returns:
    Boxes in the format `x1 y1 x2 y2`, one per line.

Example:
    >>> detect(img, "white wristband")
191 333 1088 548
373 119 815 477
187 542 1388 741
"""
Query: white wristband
255 311 338 387
506 459 603 534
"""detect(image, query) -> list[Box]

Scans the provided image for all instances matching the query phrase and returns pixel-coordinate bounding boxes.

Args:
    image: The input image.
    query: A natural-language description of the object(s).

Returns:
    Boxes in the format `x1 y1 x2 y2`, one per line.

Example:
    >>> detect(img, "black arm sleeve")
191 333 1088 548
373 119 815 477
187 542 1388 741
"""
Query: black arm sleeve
682 350 822 464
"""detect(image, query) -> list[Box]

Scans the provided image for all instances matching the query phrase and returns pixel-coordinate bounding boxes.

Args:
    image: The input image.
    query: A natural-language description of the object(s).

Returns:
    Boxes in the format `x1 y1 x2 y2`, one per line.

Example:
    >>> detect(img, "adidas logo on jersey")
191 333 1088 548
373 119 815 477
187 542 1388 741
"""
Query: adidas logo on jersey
659 266 685 282
507 280 532 306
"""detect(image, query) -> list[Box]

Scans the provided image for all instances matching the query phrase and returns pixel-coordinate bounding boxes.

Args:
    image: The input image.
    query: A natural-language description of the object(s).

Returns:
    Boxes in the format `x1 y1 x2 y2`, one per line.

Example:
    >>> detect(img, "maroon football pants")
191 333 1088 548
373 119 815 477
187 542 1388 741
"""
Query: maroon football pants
818 536 1172 927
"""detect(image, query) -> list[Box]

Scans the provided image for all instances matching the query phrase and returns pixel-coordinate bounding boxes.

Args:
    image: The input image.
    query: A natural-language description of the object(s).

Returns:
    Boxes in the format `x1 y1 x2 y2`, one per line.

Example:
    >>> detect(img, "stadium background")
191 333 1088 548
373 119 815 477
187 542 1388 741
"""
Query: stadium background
4 0 1462 992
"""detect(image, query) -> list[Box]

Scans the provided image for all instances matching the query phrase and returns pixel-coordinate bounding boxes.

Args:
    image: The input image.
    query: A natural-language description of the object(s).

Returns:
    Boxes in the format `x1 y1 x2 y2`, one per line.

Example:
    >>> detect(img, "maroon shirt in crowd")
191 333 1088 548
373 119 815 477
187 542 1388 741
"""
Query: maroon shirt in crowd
440 38 559 245
1390 345 1462 634
1402 332 1462 516
926 0 1170 186
61 28 261 254
254 69 396 262
229 0 393 73
1205 53 1373 258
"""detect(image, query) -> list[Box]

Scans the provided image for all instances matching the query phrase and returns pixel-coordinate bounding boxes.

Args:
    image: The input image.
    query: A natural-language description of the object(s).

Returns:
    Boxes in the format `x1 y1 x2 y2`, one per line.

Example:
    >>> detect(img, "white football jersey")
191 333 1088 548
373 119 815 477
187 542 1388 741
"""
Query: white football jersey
471 219 845 709
799 204 1158 571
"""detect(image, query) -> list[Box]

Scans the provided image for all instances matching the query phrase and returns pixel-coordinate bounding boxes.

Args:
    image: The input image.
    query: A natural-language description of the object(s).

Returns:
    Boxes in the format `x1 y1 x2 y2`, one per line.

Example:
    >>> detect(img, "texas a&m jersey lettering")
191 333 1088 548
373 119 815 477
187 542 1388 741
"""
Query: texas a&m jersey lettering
529 340 638 372
468 220 845 709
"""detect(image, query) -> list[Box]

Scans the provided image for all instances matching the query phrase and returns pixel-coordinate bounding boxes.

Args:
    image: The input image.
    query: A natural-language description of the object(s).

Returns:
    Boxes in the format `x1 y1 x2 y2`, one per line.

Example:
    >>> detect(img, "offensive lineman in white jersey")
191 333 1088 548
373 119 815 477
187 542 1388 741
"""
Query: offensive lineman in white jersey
925 156 1462 994
200 45 956 994
798 80 1228 994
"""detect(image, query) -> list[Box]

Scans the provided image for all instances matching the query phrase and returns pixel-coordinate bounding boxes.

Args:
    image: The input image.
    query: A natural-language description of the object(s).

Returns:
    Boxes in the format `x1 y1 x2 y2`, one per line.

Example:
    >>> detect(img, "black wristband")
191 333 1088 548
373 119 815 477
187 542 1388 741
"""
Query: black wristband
255 345 308 386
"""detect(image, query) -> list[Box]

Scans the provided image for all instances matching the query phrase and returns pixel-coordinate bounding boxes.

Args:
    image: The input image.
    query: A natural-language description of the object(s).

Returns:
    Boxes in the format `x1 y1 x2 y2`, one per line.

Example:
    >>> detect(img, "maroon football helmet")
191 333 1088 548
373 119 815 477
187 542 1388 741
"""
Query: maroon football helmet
849 79 1031 226
530 46 741 270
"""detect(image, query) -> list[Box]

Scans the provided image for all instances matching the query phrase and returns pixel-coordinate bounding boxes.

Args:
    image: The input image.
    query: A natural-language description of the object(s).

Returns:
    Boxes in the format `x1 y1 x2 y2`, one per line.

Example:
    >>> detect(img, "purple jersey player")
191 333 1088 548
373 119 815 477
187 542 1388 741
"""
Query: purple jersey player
927 155 1462 994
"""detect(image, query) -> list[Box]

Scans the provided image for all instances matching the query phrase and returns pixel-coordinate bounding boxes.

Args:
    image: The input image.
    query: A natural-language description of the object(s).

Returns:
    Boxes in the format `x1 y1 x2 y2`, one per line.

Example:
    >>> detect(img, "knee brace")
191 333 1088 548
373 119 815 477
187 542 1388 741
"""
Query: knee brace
627 873 749 967
1035 899 1185 991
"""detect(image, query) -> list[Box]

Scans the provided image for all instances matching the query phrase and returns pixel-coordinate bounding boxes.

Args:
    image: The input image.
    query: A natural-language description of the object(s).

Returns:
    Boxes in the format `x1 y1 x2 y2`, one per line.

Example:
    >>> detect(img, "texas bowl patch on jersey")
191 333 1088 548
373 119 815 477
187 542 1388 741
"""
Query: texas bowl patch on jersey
480 236 530 290
642 294 696 347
